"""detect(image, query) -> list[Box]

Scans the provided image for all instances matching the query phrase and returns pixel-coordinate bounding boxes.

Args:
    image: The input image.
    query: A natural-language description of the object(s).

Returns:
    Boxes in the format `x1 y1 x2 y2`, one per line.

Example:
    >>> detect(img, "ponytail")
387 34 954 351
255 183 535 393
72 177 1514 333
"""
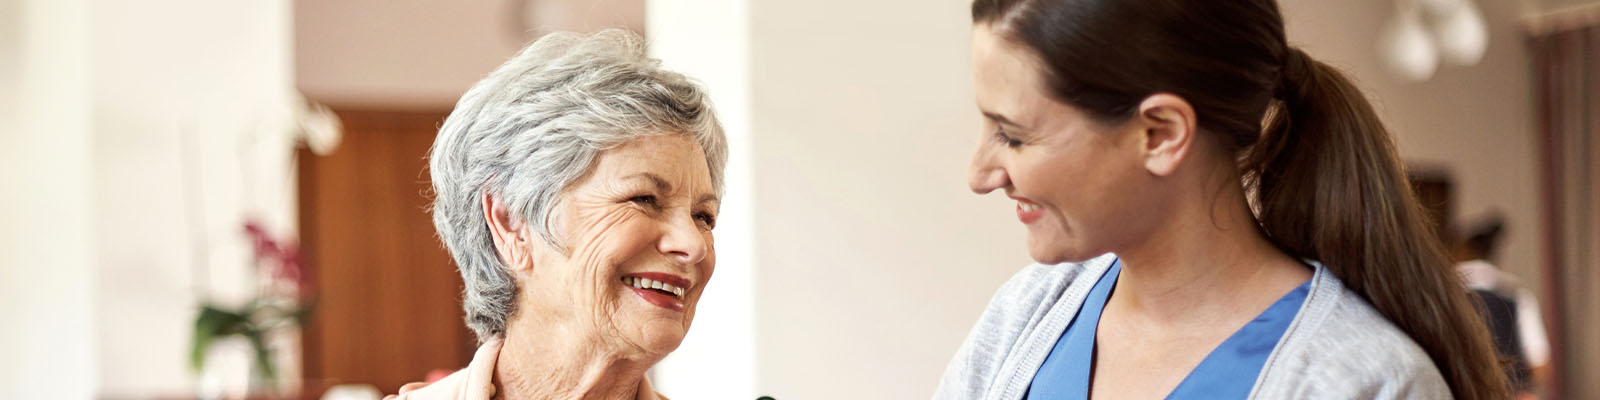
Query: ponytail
1242 48 1511 399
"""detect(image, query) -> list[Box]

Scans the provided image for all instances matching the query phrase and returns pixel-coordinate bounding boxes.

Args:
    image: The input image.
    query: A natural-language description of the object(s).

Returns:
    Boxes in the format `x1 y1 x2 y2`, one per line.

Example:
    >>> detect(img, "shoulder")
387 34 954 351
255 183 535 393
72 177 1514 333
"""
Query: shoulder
969 254 1112 347
388 337 503 400
986 256 1104 315
1254 268 1450 398
935 254 1115 399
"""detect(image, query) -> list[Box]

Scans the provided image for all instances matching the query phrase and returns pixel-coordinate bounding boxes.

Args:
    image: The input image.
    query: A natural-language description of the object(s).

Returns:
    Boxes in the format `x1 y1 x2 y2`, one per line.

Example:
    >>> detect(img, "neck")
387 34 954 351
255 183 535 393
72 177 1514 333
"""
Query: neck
494 319 655 400
1109 171 1309 324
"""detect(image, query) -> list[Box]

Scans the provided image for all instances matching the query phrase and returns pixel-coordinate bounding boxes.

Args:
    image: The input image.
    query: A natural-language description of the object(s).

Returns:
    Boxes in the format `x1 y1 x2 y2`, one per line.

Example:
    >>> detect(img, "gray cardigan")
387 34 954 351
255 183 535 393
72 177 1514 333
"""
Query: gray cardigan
934 254 1452 399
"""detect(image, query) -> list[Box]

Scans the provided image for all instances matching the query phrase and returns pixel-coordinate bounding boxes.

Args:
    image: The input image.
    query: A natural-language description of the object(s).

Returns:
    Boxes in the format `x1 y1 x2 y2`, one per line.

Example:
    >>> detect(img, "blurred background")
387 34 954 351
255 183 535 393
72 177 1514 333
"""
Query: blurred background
0 0 1595 398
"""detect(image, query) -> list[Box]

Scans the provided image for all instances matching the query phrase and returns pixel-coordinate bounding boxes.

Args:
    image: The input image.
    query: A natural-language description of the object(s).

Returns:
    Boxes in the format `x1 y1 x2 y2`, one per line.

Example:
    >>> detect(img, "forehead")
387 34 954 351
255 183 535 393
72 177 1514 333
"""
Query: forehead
586 134 713 192
970 25 1056 125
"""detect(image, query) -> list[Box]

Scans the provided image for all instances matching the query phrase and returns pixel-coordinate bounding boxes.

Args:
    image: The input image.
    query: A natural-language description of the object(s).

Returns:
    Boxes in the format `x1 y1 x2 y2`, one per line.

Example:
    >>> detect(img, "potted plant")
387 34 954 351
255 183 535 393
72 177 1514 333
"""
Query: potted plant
190 219 313 397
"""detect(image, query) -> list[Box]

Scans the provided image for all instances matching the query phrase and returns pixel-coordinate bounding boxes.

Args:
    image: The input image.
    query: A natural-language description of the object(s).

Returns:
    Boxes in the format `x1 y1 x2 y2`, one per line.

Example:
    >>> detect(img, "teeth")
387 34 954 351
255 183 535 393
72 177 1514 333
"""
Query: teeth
623 276 687 298
1019 202 1039 212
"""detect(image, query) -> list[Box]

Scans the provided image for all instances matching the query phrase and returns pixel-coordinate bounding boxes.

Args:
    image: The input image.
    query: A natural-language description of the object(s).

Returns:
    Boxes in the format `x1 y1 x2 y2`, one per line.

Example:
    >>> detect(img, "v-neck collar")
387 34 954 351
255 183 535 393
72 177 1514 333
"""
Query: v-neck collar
1025 259 1312 400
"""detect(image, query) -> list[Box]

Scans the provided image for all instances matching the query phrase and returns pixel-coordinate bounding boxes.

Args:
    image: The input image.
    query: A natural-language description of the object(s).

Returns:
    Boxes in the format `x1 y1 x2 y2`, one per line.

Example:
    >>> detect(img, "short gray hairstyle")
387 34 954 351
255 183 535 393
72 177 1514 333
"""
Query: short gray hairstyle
428 29 727 341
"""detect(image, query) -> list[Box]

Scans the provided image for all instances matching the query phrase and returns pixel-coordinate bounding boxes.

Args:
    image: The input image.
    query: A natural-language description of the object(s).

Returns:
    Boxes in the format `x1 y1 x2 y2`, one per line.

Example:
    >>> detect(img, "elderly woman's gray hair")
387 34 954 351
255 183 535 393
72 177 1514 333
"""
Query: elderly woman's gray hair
429 29 728 341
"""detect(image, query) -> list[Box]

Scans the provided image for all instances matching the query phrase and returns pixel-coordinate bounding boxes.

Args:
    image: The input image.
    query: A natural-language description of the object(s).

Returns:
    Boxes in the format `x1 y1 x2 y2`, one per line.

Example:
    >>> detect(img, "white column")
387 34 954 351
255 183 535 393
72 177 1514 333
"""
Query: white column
86 0 297 396
646 0 759 398
0 0 98 398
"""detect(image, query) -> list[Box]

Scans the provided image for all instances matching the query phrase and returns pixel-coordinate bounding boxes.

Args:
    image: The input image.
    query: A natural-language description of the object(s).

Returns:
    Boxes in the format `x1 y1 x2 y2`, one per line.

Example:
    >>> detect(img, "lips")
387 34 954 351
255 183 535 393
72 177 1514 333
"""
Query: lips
1011 196 1045 224
621 272 691 312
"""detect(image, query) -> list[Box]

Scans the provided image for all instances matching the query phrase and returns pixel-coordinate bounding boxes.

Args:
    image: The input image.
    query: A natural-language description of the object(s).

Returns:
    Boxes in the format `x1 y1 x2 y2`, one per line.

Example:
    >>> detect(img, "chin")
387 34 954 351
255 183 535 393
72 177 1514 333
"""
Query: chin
1026 234 1097 265
621 308 694 355
1028 249 1077 265
629 324 689 356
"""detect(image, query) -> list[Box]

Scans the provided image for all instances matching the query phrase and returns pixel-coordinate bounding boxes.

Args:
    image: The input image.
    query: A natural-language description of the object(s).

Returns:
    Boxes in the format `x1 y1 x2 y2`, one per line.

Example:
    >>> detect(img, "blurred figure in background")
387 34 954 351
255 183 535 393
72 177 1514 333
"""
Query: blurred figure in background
1456 213 1551 399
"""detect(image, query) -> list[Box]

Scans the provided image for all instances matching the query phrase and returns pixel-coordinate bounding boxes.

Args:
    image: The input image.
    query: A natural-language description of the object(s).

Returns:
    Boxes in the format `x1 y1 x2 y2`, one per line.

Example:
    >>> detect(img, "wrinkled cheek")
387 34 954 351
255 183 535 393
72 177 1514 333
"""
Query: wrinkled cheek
569 212 644 290
569 210 635 264
594 287 624 332
564 204 706 332
581 262 618 329
701 238 717 281
679 294 701 330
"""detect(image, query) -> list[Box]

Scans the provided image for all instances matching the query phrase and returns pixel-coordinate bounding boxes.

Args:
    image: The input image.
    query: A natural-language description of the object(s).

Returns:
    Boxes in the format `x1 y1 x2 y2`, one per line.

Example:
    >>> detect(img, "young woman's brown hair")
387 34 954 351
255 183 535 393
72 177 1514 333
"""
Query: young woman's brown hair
970 0 1510 398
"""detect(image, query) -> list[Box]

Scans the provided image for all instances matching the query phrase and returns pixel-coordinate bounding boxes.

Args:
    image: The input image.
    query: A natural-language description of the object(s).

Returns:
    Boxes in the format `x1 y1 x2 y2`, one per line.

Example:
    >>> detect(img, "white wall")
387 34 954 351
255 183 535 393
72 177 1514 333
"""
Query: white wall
0 0 98 398
1 0 297 398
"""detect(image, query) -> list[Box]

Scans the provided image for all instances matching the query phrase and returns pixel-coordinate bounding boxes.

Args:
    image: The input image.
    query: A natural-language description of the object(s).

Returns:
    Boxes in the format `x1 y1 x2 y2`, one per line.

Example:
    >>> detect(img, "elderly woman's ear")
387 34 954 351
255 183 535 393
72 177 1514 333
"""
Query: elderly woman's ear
482 192 534 272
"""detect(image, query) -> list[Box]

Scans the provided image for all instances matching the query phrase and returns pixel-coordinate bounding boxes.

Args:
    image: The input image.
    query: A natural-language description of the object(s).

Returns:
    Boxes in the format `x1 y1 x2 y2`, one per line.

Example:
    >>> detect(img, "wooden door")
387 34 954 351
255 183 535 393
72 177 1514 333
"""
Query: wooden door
1408 166 1455 247
297 108 475 395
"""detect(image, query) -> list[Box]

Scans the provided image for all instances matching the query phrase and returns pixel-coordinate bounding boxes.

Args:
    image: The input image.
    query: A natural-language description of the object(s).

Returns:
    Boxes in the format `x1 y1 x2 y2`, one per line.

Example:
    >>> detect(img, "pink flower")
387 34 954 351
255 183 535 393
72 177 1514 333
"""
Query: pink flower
243 218 311 297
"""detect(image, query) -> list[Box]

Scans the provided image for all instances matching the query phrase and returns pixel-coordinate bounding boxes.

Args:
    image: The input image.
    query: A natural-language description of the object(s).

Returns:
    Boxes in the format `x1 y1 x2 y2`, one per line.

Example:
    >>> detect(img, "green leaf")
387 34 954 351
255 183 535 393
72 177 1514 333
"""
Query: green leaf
191 304 250 372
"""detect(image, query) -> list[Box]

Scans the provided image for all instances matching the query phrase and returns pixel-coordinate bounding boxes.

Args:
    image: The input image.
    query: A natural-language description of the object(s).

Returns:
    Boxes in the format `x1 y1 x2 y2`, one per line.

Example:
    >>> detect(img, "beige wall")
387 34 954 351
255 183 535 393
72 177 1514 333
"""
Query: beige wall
745 0 1026 397
294 0 642 109
1542 0 1600 9
294 0 519 109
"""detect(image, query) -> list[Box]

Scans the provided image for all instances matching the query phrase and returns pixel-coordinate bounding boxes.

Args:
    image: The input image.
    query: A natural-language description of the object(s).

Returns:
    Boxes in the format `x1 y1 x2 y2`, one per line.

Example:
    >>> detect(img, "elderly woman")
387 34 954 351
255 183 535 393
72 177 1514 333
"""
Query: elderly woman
389 29 726 400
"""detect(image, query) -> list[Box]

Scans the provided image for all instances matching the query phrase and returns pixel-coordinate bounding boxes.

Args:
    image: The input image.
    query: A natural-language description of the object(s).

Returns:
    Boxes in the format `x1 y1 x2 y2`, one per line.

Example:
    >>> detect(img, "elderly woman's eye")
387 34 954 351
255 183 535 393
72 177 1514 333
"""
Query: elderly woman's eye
693 212 717 229
629 195 660 208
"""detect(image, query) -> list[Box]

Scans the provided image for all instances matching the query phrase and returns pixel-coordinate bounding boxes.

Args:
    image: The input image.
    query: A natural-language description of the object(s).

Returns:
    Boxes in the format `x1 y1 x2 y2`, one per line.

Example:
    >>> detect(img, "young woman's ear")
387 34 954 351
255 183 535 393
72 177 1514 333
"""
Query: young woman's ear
482 192 533 272
1133 93 1198 177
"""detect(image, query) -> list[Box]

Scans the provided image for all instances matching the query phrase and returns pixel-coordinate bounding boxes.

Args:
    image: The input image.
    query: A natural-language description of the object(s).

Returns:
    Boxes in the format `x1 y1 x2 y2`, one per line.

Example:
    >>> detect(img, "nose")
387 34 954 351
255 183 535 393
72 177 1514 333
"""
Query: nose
658 214 709 266
969 147 1010 194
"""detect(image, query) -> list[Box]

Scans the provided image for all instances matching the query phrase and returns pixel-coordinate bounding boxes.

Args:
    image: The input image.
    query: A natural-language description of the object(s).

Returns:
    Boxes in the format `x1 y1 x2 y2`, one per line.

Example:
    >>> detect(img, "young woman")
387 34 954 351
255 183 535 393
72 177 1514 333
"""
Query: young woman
936 0 1509 399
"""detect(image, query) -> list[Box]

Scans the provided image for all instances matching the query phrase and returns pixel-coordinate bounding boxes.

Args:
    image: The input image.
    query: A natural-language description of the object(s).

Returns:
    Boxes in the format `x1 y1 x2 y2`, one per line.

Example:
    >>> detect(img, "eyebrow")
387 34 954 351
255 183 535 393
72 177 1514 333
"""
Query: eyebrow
698 194 720 209
626 172 673 193
982 111 1028 130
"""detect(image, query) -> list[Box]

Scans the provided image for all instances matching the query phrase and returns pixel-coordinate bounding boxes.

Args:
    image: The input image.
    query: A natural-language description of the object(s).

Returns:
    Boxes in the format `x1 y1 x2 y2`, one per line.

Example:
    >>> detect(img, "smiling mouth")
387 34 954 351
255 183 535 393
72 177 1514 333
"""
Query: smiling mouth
621 275 688 312
1012 197 1045 224
1019 202 1040 213
622 276 686 298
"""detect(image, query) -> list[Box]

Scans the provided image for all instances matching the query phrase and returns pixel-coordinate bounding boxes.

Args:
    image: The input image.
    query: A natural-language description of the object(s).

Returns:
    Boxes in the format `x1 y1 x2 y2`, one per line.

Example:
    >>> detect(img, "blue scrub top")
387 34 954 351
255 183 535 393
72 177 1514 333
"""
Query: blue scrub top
1026 259 1311 400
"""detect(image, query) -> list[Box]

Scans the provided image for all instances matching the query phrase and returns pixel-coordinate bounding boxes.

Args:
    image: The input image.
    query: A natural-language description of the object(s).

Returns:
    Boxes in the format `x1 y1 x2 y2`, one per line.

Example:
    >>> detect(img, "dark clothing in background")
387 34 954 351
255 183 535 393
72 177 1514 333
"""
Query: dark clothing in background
1472 288 1532 392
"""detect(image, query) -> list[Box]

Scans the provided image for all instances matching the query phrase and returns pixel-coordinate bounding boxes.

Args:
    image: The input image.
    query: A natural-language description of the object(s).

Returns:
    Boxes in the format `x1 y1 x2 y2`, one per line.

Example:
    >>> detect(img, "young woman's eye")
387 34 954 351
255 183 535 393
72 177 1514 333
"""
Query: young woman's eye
994 128 1023 148
693 212 717 230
